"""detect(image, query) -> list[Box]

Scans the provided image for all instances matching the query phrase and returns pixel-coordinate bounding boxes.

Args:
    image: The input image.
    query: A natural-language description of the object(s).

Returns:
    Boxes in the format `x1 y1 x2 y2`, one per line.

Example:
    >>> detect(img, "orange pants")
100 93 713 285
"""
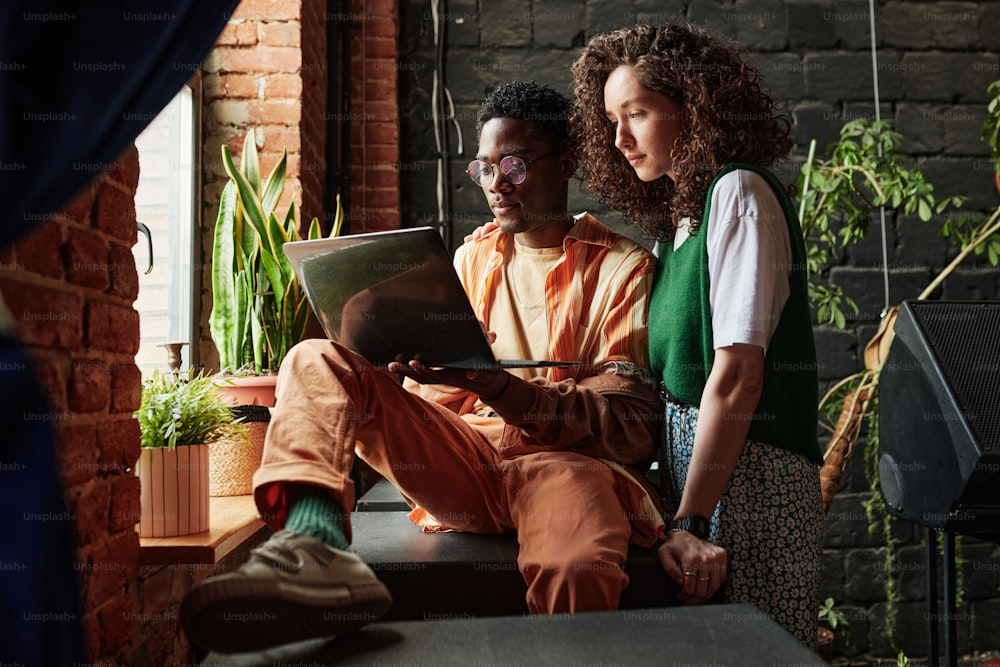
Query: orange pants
254 340 648 613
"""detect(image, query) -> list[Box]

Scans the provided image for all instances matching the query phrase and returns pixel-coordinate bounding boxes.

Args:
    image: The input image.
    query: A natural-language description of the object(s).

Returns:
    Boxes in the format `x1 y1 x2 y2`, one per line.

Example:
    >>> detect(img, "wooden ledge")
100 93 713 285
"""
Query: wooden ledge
138 494 266 566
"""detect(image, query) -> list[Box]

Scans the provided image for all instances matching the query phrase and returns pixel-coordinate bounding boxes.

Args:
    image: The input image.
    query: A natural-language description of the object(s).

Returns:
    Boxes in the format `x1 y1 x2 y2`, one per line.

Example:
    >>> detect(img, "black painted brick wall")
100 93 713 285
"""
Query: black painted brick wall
396 1 1000 660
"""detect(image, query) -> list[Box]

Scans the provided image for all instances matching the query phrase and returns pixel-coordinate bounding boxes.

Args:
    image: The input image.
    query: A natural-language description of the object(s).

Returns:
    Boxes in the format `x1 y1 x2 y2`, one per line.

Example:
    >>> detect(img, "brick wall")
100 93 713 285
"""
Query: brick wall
198 0 401 367
350 0 401 234
0 148 143 663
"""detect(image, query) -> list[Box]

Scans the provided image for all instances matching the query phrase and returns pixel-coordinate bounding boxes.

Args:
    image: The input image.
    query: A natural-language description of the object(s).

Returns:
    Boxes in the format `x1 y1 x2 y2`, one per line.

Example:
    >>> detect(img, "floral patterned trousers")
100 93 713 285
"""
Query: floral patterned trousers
661 401 825 649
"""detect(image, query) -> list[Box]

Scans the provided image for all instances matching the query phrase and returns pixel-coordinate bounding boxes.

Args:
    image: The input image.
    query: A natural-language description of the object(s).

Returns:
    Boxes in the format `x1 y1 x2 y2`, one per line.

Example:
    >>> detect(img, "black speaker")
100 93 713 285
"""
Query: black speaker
878 300 1000 534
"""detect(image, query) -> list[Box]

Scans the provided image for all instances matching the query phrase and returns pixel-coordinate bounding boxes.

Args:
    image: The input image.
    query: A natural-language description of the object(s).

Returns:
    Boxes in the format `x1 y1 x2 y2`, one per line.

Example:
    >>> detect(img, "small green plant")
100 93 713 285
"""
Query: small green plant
210 133 343 374
896 649 911 667
134 370 238 449
817 597 850 636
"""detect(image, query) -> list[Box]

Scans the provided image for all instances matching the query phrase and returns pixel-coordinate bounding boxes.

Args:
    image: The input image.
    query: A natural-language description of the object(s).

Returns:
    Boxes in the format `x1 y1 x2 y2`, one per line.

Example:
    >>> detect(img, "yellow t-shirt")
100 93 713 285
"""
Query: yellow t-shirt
488 241 563 382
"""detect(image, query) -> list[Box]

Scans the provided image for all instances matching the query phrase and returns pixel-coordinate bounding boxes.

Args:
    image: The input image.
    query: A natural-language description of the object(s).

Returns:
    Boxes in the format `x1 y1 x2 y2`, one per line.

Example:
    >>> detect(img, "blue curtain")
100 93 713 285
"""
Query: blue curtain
1 1 239 662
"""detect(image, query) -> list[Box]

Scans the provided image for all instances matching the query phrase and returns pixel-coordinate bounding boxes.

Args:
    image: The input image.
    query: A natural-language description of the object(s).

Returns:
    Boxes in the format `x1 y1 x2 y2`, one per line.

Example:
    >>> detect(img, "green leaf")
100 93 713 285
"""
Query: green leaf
917 199 932 222
240 132 261 197
261 150 288 216
209 180 239 371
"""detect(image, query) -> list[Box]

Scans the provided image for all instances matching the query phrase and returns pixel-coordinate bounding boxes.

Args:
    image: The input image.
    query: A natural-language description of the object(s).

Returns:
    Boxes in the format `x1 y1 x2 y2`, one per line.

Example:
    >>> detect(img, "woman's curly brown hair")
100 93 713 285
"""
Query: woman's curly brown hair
571 23 793 241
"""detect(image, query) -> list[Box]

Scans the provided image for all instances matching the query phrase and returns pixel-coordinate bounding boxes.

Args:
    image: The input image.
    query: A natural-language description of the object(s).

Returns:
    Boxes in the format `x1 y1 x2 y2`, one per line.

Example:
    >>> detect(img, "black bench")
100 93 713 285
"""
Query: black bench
203 604 824 666
350 479 678 621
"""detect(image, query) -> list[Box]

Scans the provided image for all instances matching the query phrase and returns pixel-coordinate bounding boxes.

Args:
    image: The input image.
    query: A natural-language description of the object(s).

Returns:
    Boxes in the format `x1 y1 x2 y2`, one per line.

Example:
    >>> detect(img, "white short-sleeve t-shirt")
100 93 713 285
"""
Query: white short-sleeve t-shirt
662 169 792 353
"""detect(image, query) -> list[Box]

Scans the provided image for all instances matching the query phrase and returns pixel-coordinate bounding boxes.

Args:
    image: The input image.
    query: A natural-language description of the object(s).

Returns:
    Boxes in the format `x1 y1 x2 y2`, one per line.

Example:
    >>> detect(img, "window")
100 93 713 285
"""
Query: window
132 77 201 377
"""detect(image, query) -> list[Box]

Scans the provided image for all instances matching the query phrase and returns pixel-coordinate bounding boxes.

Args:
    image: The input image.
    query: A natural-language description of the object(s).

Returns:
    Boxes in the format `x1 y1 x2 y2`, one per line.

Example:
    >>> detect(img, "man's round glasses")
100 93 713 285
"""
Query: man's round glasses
466 152 555 187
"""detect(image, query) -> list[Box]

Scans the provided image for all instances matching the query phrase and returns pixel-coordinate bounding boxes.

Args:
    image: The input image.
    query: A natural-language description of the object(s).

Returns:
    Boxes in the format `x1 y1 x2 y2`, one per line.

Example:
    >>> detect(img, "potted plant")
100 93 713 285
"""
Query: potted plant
817 597 850 662
133 369 238 537
209 132 343 406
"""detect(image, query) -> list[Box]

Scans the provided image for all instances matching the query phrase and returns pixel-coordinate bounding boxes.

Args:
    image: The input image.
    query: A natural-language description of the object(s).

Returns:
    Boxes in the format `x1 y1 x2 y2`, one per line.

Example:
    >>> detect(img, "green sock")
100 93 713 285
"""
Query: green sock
284 487 350 551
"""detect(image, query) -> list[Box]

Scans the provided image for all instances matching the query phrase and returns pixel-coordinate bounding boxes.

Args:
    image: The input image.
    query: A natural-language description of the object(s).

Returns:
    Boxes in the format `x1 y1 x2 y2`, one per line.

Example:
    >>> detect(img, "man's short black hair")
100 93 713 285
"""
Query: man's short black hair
476 80 572 152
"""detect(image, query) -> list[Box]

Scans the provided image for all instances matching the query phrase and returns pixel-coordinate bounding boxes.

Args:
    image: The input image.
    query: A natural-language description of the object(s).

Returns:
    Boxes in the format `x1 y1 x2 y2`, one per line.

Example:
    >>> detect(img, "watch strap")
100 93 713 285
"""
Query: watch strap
670 514 711 540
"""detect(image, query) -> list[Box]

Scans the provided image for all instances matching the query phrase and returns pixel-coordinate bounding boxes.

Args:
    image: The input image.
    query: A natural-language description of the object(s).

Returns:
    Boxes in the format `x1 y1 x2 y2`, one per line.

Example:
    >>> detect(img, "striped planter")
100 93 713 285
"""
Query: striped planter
136 444 210 537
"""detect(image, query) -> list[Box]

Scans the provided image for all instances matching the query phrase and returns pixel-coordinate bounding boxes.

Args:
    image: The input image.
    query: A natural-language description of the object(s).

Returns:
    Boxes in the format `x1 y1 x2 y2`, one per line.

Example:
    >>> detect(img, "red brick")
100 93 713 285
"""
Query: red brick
13 219 64 279
100 417 141 475
360 188 399 209
259 125 302 154
110 361 141 415
207 73 260 100
360 78 397 103
84 531 139 610
107 243 139 301
109 475 141 532
0 281 83 350
364 0 398 16
361 14 397 39
259 21 301 47
105 145 141 194
355 145 398 169
84 301 140 355
234 0 301 22
68 357 111 413
364 57 398 80
81 610 101 661
217 45 301 74
366 122 400 145
263 72 303 99
65 227 111 291
364 36 397 59
217 21 259 47
57 422 100 486
61 183 96 224
24 350 69 413
92 182 137 242
71 480 111 546
247 99 302 125
96 589 135 655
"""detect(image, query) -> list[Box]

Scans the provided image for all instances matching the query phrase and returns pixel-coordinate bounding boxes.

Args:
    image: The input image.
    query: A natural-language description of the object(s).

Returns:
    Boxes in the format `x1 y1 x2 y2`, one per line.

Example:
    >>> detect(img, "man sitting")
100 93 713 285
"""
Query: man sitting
180 80 663 654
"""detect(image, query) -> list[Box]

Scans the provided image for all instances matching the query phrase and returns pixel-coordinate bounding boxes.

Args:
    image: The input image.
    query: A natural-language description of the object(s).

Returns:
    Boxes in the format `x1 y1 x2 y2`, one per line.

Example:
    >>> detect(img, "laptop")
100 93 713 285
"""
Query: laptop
284 227 583 370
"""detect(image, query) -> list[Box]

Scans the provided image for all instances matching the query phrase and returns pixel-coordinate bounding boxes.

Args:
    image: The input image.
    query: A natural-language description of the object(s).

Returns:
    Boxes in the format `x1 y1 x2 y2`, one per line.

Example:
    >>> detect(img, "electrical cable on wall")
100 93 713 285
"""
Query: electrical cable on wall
868 0 891 318
430 0 462 248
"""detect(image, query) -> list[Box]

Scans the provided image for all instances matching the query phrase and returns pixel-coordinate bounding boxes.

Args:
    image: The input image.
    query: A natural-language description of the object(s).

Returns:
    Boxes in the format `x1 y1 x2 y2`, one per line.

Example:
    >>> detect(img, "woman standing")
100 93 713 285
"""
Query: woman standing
572 23 824 648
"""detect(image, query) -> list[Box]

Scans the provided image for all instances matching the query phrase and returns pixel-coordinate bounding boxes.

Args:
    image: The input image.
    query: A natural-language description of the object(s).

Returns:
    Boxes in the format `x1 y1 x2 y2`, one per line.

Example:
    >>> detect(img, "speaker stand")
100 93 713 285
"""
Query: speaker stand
925 527 958 667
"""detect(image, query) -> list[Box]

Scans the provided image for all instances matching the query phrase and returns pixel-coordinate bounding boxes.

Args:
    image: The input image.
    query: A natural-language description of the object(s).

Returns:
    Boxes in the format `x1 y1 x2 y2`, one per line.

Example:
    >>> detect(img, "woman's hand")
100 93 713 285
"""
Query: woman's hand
463 220 500 243
657 532 728 605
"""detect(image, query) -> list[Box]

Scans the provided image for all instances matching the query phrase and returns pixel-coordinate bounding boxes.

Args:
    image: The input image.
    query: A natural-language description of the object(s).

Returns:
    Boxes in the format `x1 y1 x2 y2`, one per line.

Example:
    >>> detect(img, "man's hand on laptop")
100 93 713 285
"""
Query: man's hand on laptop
387 357 510 402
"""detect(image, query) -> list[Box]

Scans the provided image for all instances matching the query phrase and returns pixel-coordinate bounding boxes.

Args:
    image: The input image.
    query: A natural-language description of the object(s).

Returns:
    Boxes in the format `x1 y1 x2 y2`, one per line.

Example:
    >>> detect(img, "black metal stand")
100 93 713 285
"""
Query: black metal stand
924 527 958 667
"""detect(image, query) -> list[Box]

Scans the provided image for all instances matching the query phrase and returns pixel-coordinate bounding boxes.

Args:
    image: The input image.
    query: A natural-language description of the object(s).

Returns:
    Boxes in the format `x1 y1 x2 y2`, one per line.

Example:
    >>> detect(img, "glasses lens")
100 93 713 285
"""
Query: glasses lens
500 156 526 185
467 160 492 186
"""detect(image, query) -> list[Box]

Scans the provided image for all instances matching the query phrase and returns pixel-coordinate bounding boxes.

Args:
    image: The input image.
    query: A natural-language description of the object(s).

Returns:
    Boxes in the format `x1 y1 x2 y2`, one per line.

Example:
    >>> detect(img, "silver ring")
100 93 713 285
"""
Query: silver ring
683 571 696 577
697 576 710 582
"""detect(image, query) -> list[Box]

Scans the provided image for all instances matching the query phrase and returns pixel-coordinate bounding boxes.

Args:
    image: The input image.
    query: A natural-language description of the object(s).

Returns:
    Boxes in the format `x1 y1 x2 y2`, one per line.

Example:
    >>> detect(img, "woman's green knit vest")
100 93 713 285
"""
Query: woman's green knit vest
649 163 822 464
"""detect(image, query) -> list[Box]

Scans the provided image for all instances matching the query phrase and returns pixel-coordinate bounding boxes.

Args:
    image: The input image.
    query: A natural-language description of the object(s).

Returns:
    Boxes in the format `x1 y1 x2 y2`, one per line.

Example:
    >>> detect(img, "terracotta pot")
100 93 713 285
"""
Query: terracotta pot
136 445 210 537
816 625 834 663
995 170 1000 194
215 374 278 407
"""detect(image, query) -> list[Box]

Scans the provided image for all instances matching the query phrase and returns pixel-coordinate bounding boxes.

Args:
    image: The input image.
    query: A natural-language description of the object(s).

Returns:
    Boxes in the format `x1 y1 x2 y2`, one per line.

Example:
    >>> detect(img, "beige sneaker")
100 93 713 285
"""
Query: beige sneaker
180 530 392 653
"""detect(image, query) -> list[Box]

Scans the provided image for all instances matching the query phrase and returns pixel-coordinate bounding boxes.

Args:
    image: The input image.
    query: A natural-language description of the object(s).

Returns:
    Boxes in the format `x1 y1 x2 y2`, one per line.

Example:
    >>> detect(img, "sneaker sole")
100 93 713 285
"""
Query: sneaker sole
180 575 392 654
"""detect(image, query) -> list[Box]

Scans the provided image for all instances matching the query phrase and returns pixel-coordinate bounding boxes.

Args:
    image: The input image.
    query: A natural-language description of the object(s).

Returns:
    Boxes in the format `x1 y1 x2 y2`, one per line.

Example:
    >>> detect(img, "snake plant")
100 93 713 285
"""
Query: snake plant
209 133 343 373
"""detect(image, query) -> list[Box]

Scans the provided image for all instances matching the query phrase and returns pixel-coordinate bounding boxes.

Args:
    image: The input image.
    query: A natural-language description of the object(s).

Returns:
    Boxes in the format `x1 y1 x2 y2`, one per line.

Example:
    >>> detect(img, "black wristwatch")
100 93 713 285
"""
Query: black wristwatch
671 515 711 540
